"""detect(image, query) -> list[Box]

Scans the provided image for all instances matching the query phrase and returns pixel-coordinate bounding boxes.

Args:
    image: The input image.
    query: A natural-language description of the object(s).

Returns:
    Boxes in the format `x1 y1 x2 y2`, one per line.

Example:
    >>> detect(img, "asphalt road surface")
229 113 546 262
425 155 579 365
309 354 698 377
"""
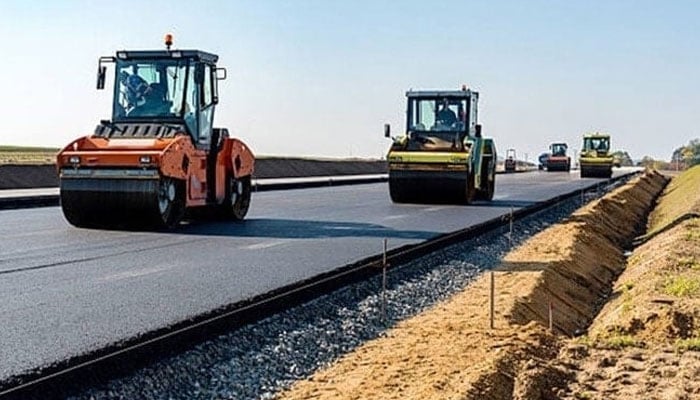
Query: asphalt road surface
0 169 632 381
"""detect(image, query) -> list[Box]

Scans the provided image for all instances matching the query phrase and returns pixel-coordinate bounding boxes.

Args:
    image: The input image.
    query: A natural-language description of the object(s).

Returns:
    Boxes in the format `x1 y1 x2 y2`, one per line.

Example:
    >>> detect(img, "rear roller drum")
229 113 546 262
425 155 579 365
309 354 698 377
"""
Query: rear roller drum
219 175 252 220
154 178 186 229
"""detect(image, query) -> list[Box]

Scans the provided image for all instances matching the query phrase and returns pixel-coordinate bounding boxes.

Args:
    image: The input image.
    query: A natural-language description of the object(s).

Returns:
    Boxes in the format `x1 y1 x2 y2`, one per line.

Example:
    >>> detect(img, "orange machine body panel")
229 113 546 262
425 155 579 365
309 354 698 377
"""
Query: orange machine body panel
56 132 255 208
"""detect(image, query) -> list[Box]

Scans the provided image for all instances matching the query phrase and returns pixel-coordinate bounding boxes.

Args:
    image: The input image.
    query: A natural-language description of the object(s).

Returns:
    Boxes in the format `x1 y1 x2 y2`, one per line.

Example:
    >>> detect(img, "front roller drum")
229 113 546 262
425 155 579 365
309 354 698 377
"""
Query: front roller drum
580 164 612 179
60 177 185 229
389 171 475 204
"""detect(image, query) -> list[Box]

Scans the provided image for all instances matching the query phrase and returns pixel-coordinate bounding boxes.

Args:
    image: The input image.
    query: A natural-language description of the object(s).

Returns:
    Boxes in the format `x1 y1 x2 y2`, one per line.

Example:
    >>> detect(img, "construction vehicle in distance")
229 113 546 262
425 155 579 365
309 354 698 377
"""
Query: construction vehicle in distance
579 132 613 178
384 86 496 204
56 35 255 229
504 148 517 173
546 142 571 171
537 152 549 170
612 153 622 168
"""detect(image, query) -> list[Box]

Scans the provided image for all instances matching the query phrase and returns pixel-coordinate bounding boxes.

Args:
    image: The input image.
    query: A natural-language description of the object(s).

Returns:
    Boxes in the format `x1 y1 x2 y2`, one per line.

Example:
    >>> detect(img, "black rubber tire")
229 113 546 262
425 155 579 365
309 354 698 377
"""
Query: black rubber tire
464 171 476 204
475 161 495 201
219 175 252 221
481 171 495 201
154 178 186 229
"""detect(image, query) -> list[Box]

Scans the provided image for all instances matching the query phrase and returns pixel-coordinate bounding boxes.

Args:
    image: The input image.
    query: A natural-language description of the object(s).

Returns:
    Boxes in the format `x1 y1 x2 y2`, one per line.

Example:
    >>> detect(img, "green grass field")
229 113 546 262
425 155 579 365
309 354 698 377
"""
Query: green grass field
0 146 59 165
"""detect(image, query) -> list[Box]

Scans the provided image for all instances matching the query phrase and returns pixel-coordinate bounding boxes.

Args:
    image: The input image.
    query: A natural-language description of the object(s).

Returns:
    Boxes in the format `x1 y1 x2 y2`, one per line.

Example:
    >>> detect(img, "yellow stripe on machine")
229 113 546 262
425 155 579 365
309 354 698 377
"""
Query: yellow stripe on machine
387 151 470 164
579 157 613 164
389 163 468 171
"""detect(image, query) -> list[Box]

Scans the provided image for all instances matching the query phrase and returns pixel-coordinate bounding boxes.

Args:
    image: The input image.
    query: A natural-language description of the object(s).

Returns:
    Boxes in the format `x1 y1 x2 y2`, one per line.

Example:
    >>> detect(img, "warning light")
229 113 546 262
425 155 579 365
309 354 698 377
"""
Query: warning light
164 33 174 50
461 84 468 91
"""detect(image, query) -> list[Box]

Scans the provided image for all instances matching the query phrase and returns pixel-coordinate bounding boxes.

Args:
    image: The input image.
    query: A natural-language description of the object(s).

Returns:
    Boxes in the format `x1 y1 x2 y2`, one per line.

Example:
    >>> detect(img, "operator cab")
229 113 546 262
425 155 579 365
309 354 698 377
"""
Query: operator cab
550 143 568 157
96 42 226 149
583 136 610 154
406 89 479 139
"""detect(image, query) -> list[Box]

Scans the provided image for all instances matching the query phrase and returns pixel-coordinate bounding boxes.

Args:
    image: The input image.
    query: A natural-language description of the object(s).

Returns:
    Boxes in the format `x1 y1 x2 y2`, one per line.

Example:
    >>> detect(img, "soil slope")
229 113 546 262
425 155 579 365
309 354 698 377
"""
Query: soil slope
553 165 700 400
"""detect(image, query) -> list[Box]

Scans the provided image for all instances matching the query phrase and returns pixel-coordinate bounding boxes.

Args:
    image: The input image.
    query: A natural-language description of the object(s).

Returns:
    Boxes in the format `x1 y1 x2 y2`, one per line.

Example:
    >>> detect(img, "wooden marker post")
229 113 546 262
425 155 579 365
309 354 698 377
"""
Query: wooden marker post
490 270 495 330
382 238 388 323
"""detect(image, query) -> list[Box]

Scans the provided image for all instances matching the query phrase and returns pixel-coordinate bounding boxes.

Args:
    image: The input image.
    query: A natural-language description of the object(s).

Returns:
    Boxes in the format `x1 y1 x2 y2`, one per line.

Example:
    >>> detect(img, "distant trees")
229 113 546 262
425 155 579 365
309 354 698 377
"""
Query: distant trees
611 151 634 167
637 138 699 171
637 156 670 170
671 139 700 168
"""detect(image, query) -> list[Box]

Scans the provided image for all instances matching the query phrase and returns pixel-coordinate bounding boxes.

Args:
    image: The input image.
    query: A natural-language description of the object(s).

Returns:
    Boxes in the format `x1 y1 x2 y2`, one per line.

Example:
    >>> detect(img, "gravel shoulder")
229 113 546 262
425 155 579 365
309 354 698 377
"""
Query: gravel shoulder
277 172 667 399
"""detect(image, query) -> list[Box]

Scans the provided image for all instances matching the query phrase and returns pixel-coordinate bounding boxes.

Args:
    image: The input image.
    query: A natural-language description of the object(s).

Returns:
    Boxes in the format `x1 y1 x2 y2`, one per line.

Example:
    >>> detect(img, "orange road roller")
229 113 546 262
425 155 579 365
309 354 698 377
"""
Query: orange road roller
56 36 254 229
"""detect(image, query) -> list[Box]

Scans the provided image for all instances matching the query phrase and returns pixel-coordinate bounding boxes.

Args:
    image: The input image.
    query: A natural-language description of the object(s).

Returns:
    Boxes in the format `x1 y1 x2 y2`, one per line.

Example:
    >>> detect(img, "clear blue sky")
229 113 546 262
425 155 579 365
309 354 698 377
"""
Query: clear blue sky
0 0 697 160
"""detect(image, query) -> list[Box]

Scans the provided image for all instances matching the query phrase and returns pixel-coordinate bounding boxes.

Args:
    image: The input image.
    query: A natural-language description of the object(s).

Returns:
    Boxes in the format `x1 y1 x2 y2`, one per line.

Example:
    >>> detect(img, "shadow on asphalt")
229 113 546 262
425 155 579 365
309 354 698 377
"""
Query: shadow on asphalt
177 218 440 240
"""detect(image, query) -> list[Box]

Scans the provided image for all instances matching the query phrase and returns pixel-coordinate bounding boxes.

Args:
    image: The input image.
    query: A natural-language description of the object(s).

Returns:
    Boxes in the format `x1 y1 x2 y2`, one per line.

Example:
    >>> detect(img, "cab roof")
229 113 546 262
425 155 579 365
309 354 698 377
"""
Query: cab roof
583 133 610 138
114 50 219 64
406 89 477 99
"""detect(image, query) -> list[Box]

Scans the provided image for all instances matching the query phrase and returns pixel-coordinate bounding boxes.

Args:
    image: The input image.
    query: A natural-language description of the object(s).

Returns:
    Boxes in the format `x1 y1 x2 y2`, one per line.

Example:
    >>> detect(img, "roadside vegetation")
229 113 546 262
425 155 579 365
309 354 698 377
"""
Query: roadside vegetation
0 145 59 165
639 137 700 170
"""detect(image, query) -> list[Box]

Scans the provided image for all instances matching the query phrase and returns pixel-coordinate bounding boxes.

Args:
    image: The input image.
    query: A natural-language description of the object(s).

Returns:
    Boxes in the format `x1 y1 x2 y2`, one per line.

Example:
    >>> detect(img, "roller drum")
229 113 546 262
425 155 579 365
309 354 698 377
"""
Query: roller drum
60 177 183 228
389 170 471 204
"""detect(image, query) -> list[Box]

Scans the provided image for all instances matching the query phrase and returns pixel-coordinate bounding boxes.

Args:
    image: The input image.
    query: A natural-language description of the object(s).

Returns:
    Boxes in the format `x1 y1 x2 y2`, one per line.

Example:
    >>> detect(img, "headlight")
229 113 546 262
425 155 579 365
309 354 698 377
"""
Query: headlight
139 155 152 164
69 156 80 164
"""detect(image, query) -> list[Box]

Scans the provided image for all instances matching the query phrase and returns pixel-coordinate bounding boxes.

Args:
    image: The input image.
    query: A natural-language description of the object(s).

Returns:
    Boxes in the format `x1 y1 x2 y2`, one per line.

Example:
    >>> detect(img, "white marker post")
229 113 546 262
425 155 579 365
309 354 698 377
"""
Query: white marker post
509 207 514 248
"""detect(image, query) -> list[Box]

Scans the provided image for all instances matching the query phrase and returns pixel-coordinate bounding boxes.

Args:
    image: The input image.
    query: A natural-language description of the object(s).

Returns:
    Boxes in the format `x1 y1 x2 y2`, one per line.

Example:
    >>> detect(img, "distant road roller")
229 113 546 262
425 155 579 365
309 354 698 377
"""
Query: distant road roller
579 133 613 178
384 87 496 204
546 142 571 171
504 148 517 173
56 36 254 229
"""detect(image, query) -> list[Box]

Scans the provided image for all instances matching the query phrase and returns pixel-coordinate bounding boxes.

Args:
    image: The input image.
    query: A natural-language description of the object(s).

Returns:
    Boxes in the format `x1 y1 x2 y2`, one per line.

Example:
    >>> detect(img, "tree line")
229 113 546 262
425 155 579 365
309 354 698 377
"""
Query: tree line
638 138 700 170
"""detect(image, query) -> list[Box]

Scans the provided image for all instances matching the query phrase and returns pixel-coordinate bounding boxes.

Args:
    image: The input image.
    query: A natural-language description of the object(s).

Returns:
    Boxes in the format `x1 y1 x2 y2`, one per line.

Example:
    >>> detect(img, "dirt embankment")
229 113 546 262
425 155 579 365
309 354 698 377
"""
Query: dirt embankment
277 170 667 400
552 165 700 400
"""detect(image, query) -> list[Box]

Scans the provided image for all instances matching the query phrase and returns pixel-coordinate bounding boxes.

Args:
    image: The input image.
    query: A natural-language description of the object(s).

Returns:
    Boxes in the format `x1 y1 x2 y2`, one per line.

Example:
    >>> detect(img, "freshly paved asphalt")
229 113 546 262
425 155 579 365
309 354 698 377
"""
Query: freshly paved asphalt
0 169 631 381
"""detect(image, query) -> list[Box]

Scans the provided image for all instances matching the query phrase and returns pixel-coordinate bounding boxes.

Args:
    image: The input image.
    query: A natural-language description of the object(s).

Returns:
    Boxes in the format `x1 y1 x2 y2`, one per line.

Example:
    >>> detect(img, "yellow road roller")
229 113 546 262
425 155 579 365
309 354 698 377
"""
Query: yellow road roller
579 132 613 178
383 87 496 204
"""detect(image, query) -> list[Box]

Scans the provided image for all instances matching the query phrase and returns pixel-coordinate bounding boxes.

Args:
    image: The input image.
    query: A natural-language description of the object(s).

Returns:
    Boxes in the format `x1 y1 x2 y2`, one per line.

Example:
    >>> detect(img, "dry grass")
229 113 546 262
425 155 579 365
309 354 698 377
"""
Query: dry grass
648 164 700 233
0 146 58 165
664 275 700 297
601 334 639 349
675 337 700 352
